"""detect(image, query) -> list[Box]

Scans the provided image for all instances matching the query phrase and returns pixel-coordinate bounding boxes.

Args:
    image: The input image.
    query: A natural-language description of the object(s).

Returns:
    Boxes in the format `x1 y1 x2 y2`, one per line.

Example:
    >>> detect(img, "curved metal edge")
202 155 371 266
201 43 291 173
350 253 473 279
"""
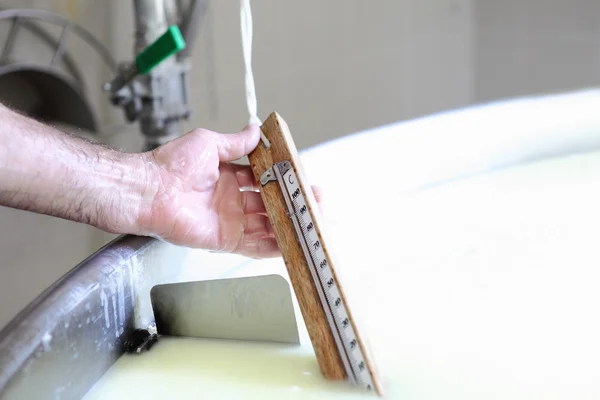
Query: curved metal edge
0 7 84 86
0 8 118 74
0 231 197 399
0 235 156 399
0 63 98 133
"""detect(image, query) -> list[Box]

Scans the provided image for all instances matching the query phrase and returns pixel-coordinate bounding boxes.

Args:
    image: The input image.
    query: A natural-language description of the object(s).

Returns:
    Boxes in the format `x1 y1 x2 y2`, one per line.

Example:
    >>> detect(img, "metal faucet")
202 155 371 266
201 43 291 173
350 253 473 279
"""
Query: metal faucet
104 0 205 150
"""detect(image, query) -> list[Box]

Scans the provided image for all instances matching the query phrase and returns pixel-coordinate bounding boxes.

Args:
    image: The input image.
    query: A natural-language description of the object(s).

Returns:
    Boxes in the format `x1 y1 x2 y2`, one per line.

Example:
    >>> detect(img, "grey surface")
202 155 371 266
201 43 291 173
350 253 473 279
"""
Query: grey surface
151 275 300 344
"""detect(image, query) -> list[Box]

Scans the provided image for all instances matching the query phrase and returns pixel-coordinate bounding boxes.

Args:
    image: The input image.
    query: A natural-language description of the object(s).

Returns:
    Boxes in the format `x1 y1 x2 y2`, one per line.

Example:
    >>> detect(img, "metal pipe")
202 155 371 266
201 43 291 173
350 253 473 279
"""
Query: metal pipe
163 0 180 28
178 0 207 59
130 0 191 150
133 0 169 53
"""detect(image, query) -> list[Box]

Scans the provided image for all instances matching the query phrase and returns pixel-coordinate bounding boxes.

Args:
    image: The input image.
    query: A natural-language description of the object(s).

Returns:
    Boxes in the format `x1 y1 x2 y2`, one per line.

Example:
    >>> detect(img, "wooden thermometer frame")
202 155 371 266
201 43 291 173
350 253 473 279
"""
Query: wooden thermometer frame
248 112 382 395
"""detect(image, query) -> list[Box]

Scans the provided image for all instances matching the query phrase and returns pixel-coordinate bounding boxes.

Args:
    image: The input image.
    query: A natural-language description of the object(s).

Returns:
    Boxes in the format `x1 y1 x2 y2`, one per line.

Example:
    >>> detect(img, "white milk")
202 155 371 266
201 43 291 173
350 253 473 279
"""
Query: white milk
83 337 376 399
85 149 600 400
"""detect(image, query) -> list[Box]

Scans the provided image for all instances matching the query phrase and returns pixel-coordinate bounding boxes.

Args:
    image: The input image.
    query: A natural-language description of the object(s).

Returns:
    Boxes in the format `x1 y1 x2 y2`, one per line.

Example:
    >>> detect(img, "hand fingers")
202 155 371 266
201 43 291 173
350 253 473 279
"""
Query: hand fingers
237 236 281 259
235 186 325 259
238 214 280 258
241 191 266 214
230 164 259 191
215 125 261 162
243 214 274 235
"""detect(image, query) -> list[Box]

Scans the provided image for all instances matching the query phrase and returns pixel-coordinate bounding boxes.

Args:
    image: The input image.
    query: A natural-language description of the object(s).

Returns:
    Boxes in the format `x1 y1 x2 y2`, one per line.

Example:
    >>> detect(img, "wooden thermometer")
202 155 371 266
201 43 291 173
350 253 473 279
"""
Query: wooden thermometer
248 112 382 395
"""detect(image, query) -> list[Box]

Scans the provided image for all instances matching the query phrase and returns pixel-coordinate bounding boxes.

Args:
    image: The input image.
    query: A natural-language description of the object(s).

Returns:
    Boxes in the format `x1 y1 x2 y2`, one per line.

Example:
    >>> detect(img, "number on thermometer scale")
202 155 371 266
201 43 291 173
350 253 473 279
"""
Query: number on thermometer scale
281 165 374 390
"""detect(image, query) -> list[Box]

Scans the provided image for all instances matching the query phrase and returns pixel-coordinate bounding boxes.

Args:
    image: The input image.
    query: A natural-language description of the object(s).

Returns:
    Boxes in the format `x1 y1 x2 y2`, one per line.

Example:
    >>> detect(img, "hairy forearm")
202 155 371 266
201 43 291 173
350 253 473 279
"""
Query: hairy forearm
0 104 153 234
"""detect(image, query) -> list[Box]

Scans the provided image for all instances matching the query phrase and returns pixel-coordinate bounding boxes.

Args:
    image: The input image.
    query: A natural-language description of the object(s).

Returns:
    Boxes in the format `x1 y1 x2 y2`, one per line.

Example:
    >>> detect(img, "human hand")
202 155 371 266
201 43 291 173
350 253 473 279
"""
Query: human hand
137 125 321 258
0 103 320 256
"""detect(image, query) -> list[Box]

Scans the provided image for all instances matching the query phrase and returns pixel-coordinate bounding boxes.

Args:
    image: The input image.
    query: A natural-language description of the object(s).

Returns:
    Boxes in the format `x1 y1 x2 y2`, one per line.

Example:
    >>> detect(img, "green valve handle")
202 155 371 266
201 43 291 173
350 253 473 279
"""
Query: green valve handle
105 25 186 94
135 25 186 75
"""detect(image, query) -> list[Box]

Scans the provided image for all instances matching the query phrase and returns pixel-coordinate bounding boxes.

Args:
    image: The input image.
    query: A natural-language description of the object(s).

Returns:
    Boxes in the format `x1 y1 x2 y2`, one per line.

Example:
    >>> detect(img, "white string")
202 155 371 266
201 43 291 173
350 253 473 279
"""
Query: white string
240 0 270 147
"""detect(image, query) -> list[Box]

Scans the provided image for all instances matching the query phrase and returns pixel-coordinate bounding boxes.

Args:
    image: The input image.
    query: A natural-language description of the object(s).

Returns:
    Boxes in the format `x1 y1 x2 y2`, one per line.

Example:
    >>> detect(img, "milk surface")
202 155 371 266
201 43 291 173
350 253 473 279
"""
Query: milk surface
85 149 600 399
83 337 376 399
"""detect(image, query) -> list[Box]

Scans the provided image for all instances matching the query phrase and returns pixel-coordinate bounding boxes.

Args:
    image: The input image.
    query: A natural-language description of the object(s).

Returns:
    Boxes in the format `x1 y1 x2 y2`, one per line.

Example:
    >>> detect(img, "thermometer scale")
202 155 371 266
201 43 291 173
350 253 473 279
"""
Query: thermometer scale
248 112 382 395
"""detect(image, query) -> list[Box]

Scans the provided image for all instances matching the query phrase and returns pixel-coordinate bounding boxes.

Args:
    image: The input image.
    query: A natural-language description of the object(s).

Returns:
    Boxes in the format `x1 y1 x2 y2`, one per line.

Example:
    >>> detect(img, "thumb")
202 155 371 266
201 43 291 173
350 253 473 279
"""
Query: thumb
215 125 261 162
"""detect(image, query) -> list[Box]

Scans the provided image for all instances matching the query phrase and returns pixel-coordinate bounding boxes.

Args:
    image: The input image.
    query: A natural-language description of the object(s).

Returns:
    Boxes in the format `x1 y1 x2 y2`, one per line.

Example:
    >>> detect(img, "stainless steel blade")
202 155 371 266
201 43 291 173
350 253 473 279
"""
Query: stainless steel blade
150 274 300 344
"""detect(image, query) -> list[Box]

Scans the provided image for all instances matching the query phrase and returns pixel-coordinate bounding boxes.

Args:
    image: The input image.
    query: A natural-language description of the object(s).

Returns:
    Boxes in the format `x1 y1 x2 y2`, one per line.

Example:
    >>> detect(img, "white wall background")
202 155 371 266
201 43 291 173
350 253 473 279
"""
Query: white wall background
0 0 598 328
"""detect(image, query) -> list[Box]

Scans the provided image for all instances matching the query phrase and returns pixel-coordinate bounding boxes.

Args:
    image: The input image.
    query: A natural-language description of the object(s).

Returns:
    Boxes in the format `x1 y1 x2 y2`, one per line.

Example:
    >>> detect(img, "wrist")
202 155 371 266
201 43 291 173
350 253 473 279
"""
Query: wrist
97 150 158 236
